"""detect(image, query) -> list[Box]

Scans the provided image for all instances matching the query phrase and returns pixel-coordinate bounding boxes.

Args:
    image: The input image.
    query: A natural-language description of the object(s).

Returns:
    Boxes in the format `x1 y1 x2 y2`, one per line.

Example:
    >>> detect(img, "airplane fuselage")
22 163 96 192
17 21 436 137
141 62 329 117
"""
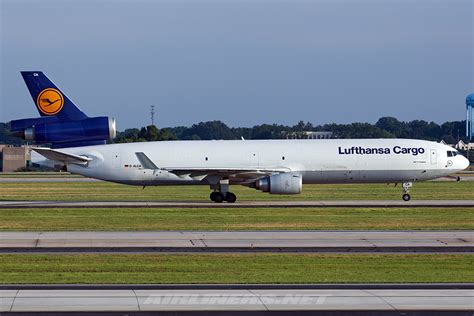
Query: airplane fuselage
34 138 469 186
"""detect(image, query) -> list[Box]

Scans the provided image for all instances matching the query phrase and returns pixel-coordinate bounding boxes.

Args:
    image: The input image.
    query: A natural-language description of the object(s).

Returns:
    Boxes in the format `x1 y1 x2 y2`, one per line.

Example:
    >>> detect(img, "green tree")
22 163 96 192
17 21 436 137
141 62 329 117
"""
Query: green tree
180 121 235 140
375 117 406 137
0 122 24 145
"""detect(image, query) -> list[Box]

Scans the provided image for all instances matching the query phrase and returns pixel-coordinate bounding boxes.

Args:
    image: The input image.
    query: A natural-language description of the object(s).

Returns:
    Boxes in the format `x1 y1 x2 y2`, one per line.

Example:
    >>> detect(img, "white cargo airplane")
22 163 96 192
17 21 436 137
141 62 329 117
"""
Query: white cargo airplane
12 72 470 202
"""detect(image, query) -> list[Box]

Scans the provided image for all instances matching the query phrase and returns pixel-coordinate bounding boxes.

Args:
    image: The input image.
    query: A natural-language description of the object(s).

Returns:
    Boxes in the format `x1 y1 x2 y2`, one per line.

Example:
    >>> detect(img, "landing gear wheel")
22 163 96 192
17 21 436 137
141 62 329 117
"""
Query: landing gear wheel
225 192 237 203
401 182 413 202
210 192 218 202
213 192 224 203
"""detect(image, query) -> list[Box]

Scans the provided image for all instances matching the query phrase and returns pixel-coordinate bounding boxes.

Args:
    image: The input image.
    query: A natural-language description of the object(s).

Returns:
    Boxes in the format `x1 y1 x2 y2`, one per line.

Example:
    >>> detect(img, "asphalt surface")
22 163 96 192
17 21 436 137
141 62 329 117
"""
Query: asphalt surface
1 231 472 253
2 283 473 290
1 288 472 313
1 199 474 208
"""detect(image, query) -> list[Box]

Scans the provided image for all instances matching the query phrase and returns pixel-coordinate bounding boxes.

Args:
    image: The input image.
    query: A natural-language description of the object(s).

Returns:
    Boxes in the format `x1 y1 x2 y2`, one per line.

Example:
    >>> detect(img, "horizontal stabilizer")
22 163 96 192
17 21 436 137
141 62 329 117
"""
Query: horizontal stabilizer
32 147 92 165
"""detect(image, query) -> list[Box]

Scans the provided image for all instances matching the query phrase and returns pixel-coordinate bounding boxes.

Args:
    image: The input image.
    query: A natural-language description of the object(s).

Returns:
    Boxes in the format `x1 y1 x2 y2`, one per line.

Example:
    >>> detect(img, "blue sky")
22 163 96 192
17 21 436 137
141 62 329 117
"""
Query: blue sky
1 0 472 129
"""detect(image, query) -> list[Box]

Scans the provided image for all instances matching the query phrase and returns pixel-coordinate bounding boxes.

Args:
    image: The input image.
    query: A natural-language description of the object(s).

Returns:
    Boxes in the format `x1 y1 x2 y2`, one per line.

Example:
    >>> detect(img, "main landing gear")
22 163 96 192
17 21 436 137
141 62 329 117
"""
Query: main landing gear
209 178 237 203
402 182 412 201
210 191 237 203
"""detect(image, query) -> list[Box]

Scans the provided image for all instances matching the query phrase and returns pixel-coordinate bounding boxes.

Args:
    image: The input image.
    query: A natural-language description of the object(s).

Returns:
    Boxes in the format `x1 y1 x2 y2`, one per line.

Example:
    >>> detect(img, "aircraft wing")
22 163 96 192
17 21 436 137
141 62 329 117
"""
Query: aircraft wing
165 167 287 179
32 147 92 166
164 167 289 183
135 152 289 182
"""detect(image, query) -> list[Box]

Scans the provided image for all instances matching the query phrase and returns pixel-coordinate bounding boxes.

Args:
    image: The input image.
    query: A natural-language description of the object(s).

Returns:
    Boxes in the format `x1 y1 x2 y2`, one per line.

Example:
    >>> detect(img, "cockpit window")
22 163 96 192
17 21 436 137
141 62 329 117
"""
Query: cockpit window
447 151 458 157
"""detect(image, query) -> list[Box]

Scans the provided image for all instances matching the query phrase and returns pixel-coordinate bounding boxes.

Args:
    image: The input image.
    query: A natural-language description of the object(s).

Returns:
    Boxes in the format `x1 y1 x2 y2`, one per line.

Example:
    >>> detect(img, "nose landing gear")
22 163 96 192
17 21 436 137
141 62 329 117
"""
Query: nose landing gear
402 182 412 201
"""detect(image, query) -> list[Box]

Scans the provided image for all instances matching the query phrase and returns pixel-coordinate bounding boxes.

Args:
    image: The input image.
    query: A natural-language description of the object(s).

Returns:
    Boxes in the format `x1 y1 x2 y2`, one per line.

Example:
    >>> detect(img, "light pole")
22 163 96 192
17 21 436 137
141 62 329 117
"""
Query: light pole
150 105 155 126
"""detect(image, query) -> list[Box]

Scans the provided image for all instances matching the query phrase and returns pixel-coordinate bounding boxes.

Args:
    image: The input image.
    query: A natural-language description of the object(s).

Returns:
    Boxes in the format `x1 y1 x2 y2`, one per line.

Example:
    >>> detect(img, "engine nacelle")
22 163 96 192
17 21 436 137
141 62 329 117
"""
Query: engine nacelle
254 173 302 194
19 116 116 145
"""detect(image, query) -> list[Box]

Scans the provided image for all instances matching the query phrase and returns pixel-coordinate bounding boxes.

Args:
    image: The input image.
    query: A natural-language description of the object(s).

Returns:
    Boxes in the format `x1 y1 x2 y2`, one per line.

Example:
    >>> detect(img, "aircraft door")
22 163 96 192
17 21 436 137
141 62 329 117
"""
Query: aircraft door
430 149 437 164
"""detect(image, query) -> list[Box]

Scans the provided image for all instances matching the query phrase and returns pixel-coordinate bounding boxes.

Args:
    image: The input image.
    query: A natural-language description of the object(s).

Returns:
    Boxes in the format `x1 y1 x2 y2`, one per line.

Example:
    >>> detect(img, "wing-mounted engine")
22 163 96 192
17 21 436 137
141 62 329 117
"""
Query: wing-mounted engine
11 116 116 148
251 172 302 194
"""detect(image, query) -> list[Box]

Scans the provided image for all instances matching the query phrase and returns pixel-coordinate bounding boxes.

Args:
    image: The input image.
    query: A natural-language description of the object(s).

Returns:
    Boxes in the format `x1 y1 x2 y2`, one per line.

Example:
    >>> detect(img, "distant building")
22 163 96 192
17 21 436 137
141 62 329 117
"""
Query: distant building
441 140 474 151
0 146 31 172
454 140 474 151
285 131 333 139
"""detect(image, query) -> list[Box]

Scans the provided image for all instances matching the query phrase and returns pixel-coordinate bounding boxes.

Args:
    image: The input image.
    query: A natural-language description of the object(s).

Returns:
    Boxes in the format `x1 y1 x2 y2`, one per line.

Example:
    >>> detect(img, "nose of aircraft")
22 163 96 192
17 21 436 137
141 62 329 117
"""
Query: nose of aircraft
459 155 470 170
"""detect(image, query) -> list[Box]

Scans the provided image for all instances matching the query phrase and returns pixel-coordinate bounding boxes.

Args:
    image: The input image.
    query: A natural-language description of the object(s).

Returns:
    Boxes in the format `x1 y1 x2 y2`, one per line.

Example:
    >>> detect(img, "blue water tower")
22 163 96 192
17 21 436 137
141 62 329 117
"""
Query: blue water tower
467 93 474 141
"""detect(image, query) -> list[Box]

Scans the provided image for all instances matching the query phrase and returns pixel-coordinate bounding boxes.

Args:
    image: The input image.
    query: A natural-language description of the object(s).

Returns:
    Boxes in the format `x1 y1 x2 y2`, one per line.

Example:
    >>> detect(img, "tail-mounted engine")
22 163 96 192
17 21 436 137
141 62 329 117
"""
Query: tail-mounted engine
11 116 116 148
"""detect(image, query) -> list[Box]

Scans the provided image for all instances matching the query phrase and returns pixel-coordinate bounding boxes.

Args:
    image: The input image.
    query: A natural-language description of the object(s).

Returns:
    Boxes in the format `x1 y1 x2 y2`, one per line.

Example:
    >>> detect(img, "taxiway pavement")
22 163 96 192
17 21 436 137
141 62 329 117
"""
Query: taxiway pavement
1 231 472 253
1 288 472 313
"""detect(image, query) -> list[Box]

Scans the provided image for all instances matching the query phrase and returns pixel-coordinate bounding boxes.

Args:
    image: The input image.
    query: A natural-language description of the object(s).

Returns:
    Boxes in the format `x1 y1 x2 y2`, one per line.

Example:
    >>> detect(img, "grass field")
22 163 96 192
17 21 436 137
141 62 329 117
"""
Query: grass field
1 181 473 201
0 172 82 178
0 254 472 284
1 207 473 231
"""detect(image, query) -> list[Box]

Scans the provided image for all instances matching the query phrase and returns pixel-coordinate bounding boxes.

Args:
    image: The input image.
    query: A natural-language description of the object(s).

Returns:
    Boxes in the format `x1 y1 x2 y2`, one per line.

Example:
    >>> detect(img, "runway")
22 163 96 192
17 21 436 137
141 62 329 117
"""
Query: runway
1 231 472 253
1 288 472 314
1 199 474 208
